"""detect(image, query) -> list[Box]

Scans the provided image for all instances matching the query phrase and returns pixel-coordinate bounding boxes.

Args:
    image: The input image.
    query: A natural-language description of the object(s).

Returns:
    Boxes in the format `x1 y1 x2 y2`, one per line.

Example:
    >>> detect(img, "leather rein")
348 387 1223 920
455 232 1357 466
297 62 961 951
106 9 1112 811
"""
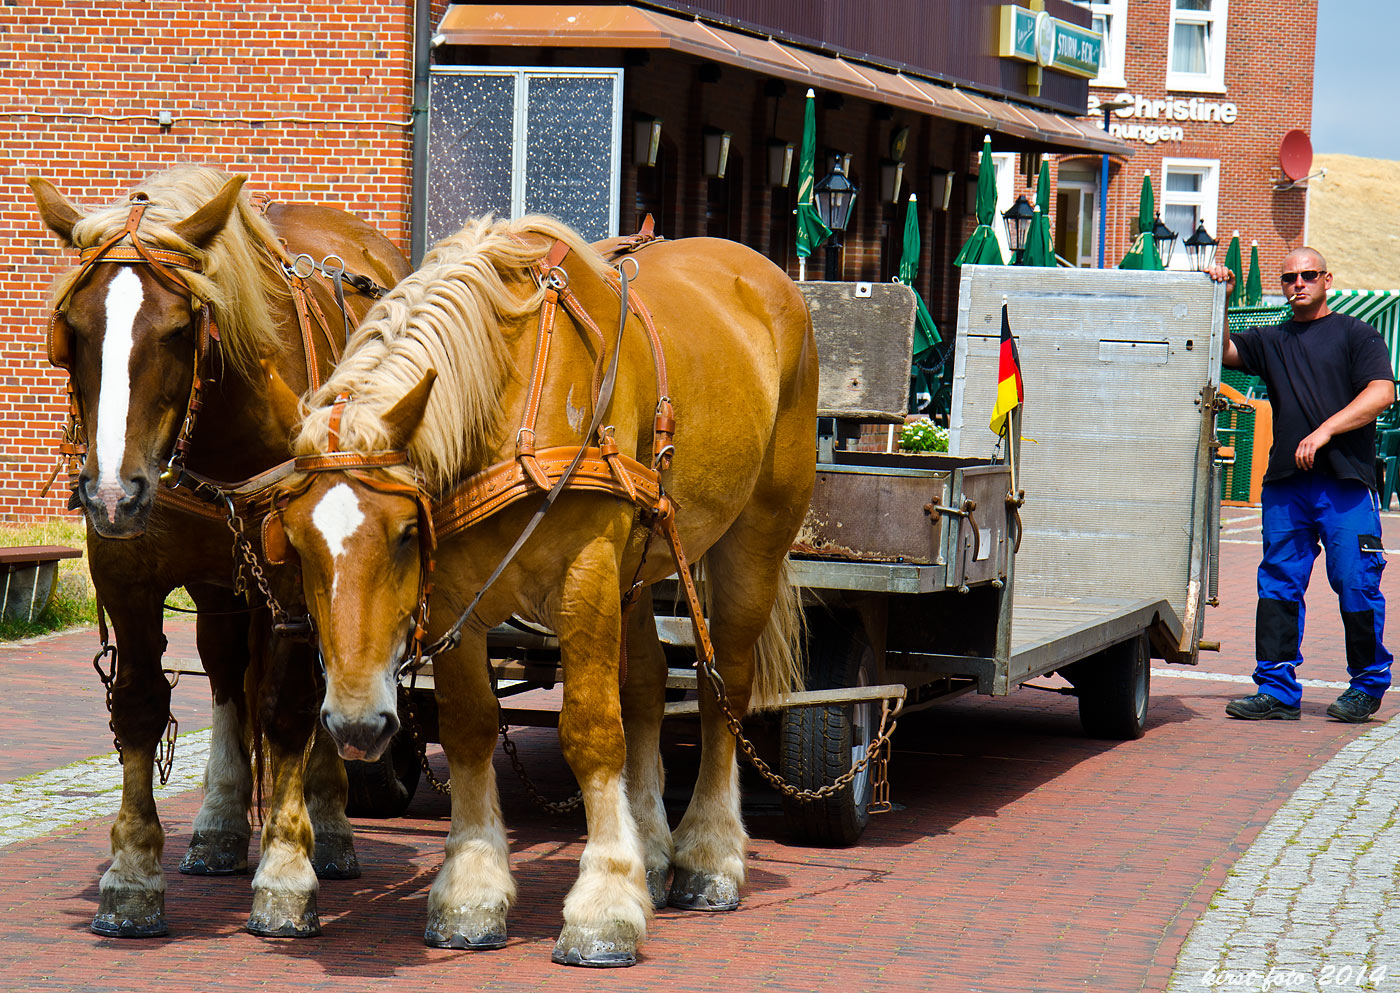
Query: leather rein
269 231 715 679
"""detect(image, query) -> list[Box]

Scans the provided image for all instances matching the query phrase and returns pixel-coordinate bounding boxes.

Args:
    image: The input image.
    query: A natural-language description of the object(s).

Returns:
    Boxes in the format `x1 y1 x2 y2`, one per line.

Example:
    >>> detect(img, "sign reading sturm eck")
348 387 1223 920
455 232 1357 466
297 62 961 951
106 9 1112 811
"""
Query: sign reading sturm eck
997 5 1101 80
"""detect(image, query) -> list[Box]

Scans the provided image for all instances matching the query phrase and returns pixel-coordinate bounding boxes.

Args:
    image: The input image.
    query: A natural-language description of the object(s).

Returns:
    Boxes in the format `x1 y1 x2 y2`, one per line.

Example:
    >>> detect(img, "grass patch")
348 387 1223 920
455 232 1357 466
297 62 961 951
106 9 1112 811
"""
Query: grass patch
0 518 197 642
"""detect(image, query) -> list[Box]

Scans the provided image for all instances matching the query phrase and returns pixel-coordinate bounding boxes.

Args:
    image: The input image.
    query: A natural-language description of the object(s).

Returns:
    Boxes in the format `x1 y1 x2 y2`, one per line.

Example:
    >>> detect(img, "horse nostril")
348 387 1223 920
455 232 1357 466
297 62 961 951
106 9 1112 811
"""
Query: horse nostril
125 474 148 506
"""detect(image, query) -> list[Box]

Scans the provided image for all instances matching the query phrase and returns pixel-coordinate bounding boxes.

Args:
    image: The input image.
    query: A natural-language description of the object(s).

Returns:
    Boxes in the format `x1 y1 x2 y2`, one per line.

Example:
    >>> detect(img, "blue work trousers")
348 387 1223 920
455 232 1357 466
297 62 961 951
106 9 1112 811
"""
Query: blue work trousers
1254 474 1392 707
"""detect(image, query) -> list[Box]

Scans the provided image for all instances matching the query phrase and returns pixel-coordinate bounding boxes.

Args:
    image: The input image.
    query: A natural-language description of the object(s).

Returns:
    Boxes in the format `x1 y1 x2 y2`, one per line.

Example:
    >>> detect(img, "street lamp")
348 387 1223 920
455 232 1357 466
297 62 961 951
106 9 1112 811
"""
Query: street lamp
1183 220 1218 272
1002 194 1035 263
1151 213 1179 268
1096 96 1133 268
814 163 859 279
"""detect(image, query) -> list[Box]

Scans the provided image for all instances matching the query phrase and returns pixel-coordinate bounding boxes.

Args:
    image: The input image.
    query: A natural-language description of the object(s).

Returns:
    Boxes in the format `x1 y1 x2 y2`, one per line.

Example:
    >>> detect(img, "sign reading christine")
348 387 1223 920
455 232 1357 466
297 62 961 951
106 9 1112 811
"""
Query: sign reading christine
1088 92 1240 146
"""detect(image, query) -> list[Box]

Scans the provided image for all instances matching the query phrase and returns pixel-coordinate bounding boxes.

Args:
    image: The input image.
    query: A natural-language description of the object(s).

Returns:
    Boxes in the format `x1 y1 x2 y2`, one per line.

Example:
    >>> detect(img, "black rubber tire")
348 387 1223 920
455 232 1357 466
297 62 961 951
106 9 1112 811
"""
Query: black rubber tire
779 611 878 847
1066 633 1151 740
343 728 421 818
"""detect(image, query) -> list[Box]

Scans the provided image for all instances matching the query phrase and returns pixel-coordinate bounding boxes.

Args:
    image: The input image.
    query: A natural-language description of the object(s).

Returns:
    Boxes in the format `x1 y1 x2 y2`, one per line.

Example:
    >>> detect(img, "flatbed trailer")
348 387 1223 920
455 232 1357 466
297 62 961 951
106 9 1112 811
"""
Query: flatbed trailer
351 266 1229 841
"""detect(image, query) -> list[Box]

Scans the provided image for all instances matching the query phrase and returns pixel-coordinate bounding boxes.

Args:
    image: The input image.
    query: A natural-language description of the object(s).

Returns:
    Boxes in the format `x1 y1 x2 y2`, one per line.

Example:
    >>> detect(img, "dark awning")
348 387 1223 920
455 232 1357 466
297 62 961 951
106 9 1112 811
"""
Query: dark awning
436 4 1131 158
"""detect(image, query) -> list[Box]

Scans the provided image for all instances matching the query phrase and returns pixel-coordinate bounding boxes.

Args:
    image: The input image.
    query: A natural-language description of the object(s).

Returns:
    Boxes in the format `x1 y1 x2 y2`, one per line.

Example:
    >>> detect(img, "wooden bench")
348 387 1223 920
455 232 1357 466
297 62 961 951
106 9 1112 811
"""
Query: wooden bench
0 545 82 623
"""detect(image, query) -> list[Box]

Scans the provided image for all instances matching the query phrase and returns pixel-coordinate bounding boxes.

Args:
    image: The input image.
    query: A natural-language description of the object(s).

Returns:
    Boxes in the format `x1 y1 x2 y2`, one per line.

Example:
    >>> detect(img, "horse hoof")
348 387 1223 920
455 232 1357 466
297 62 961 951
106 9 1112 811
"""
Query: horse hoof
247 890 321 938
551 921 639 968
646 867 670 910
179 830 250 876
424 906 508 950
92 888 167 938
667 868 740 912
311 836 361 880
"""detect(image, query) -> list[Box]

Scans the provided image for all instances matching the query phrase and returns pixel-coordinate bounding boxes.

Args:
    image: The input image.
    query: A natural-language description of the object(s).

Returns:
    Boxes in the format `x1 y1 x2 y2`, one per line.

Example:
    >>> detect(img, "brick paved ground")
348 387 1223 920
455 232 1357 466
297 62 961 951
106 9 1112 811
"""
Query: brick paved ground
0 507 1393 992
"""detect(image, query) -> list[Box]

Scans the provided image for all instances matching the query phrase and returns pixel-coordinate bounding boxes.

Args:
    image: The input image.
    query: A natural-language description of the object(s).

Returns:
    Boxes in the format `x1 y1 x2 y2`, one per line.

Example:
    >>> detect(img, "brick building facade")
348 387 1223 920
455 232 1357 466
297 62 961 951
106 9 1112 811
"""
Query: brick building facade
1058 0 1315 274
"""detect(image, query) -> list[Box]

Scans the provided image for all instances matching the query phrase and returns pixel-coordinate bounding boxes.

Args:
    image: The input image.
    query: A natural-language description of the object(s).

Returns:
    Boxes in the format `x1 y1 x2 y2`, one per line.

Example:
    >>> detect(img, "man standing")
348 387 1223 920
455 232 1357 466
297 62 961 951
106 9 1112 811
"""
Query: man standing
1215 248 1395 722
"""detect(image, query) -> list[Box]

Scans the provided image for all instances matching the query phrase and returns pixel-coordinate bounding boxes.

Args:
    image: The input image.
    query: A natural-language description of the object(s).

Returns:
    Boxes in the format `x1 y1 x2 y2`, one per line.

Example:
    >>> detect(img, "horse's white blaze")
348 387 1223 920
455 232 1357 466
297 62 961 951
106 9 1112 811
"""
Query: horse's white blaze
311 482 365 602
94 269 143 507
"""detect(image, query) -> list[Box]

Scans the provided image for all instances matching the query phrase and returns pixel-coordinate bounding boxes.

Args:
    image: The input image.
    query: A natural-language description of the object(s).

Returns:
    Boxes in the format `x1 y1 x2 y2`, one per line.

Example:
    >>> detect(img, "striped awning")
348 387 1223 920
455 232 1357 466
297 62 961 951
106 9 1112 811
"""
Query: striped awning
436 4 1131 158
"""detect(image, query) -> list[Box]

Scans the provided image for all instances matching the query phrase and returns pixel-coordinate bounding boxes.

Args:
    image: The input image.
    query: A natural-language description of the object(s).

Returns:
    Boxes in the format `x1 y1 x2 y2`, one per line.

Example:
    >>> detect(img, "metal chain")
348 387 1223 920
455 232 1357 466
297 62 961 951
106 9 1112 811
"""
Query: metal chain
90 637 182 785
499 723 583 814
401 675 451 796
694 641 902 803
222 495 299 628
867 735 894 814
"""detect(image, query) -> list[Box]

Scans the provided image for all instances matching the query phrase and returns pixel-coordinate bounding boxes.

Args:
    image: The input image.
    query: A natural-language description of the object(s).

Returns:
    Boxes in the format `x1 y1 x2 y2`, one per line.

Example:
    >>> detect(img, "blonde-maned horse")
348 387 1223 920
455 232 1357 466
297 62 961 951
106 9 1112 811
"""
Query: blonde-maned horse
266 215 817 965
30 167 411 938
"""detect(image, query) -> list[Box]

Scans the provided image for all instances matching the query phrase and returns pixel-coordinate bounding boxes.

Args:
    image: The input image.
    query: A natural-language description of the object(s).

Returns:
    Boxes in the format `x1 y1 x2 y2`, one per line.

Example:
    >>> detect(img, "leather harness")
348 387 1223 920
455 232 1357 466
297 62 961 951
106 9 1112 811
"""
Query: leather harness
44 191 387 522
274 225 716 680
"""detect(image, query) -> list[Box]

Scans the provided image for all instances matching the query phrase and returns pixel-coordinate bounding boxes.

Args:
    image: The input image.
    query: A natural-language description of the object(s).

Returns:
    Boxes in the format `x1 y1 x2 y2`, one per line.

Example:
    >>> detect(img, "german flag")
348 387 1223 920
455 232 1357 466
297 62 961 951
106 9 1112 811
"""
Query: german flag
988 303 1023 437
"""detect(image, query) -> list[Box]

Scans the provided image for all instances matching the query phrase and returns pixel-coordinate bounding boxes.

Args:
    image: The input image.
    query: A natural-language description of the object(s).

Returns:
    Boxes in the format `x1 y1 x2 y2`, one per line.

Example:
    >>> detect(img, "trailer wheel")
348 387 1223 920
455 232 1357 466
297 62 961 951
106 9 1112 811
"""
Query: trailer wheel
1066 633 1151 740
343 728 421 818
779 611 877 847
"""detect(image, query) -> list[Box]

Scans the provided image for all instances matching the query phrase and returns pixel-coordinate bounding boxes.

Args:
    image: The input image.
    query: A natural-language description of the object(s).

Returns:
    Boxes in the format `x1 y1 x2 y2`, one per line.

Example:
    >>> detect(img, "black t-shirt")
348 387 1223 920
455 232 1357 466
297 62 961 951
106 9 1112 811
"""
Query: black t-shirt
1231 312 1394 488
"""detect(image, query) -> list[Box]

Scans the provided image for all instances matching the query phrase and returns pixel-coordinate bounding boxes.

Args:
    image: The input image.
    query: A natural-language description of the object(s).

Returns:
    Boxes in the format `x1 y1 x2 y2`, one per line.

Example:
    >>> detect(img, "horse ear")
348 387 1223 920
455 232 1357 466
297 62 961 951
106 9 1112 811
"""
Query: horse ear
383 369 438 451
29 177 82 246
172 174 249 249
262 360 303 441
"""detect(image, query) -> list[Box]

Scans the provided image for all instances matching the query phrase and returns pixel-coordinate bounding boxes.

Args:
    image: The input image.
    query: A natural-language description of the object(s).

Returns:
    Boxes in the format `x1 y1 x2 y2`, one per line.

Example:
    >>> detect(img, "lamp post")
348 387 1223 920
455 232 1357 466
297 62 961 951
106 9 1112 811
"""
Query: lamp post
1183 220 1218 272
1002 194 1035 264
1151 213 1179 268
1096 97 1133 268
814 163 858 280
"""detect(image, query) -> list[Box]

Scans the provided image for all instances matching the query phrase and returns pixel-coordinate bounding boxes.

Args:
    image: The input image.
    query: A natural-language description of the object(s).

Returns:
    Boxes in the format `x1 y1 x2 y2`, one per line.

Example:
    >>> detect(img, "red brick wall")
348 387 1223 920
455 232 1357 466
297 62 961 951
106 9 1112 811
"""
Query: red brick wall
0 1 445 521
1072 0 1316 273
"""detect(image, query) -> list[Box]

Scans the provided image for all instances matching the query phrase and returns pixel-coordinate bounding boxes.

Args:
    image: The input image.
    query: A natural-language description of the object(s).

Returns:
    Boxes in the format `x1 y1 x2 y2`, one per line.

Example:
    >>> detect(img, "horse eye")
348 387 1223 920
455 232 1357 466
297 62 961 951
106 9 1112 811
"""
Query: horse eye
398 523 418 548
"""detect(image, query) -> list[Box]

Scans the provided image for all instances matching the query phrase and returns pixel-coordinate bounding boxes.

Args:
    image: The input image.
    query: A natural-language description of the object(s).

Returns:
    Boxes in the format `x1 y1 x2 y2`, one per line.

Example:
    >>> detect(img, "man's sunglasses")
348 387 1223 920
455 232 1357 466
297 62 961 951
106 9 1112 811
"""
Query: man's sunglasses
1280 270 1325 285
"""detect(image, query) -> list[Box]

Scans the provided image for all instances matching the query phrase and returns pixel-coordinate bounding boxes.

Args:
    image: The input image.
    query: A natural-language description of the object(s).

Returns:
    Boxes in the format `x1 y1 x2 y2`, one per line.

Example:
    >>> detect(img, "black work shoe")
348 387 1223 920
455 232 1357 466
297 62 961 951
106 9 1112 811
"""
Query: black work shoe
1225 693 1301 721
1326 688 1383 723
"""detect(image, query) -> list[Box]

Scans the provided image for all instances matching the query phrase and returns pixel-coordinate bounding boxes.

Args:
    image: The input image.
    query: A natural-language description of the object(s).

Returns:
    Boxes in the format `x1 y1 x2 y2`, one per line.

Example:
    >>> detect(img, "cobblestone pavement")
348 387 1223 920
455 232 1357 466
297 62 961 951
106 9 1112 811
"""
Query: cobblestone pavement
0 507 1396 992
1165 508 1400 993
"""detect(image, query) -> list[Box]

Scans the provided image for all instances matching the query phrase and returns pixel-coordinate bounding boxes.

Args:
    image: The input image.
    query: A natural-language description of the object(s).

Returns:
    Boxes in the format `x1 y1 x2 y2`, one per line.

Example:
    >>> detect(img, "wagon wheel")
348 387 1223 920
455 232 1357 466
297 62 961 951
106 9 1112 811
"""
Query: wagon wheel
779 610 878 847
1063 632 1151 740
343 725 421 818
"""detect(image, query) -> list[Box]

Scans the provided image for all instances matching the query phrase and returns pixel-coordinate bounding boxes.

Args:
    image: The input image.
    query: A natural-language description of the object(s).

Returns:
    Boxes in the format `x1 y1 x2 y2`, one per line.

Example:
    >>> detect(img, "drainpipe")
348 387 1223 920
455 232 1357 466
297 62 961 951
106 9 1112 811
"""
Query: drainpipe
409 0 433 266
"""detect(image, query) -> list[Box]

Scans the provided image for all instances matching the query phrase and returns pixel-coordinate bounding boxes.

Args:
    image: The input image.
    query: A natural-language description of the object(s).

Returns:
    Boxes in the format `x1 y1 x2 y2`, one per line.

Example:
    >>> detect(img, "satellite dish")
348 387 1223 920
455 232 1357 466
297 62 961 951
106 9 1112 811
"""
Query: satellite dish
1279 130 1314 182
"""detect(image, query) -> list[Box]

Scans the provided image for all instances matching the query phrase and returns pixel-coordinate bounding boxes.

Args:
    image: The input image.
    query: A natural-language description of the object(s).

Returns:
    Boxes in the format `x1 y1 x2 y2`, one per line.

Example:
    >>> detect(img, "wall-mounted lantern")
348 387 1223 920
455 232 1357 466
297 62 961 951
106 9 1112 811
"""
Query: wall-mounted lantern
633 114 662 168
703 128 732 179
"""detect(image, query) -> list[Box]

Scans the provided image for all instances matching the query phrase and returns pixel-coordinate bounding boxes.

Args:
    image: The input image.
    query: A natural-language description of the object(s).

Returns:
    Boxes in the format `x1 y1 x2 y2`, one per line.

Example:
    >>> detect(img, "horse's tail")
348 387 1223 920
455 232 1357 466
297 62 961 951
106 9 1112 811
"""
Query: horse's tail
749 558 807 710
694 556 807 712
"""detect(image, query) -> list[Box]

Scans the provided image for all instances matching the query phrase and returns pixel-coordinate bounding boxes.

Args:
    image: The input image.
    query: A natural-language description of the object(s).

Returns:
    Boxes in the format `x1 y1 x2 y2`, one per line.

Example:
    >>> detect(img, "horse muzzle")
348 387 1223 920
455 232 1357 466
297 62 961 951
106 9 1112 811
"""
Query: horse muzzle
77 470 155 539
321 706 401 763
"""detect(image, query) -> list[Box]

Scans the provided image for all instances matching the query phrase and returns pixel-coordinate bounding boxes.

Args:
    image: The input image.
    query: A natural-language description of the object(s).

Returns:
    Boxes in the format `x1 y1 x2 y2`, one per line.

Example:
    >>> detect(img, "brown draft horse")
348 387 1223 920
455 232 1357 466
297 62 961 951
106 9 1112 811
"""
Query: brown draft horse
265 215 818 965
29 167 411 938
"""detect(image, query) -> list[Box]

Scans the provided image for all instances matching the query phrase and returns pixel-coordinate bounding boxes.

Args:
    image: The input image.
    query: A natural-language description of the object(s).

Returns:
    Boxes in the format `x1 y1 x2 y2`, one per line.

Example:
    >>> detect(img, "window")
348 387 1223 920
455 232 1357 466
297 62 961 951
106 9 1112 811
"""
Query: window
1070 0 1127 89
992 151 1018 263
1166 0 1229 93
1056 165 1099 268
427 67 624 245
1159 158 1219 269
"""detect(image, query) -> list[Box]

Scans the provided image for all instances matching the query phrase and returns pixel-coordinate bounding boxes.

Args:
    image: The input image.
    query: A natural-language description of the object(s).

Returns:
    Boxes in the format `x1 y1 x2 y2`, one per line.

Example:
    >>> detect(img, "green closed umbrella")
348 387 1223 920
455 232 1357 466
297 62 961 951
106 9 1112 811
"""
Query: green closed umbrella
1119 171 1162 270
1224 232 1243 307
1033 158 1054 263
1021 204 1055 267
795 88 831 280
954 135 1005 267
1244 240 1264 306
897 193 942 402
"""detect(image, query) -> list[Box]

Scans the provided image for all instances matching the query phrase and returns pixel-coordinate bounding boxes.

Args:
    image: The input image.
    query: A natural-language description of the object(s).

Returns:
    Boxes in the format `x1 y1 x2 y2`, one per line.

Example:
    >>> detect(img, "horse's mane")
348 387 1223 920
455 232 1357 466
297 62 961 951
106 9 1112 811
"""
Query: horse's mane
293 214 610 492
49 166 289 383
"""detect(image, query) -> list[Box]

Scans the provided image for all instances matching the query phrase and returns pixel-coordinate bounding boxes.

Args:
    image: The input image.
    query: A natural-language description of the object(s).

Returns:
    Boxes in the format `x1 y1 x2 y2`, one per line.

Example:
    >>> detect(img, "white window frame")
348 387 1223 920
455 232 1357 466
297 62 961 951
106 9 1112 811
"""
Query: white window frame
1159 157 1219 270
1165 0 1229 93
991 151 1017 264
1071 0 1127 89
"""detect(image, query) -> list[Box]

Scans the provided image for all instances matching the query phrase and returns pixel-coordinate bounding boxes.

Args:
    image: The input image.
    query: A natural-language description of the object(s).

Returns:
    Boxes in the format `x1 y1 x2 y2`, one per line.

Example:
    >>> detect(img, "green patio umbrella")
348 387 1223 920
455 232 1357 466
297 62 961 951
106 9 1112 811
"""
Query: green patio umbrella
1224 232 1243 307
1119 171 1162 270
1244 240 1264 306
954 134 1005 267
1021 204 1055 267
1032 157 1054 263
794 88 831 280
897 193 942 402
